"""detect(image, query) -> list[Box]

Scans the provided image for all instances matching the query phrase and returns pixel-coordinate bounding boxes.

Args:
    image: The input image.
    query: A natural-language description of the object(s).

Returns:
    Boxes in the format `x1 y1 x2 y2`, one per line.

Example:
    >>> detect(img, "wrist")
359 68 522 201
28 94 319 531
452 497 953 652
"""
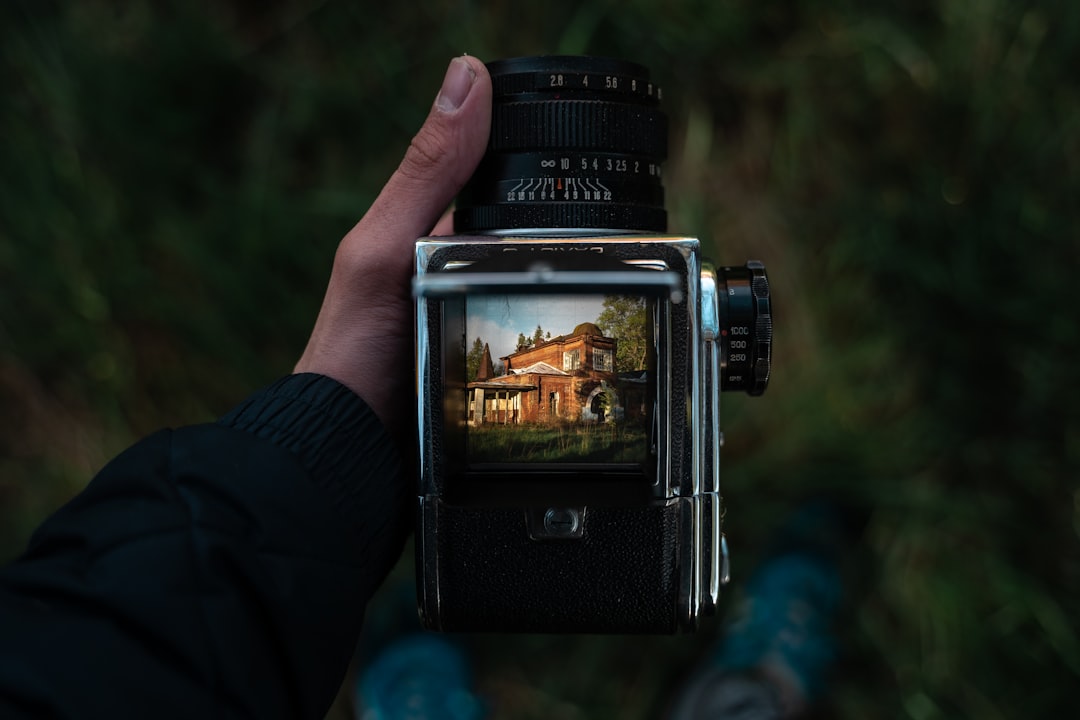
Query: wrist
219 373 405 529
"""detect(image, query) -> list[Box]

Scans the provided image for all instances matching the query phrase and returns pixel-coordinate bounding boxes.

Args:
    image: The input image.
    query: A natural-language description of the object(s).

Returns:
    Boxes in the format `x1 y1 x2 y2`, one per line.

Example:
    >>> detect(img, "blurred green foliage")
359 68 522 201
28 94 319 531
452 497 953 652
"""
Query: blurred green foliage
2 1 1077 718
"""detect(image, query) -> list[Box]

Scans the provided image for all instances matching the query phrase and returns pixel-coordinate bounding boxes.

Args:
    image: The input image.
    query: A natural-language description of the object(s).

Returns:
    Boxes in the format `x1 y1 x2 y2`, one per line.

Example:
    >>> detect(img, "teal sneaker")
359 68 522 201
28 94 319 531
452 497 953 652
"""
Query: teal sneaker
671 500 856 719
355 634 485 720
715 551 842 709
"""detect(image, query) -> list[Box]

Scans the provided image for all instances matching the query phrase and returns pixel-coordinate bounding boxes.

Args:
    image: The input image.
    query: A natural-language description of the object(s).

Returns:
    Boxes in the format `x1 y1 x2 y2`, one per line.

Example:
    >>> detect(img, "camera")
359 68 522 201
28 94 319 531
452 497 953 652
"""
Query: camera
413 56 771 633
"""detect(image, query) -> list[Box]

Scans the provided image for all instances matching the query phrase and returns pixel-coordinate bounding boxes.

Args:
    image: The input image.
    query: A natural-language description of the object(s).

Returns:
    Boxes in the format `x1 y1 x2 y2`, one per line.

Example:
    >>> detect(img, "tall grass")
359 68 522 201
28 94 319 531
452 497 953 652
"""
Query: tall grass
469 421 647 463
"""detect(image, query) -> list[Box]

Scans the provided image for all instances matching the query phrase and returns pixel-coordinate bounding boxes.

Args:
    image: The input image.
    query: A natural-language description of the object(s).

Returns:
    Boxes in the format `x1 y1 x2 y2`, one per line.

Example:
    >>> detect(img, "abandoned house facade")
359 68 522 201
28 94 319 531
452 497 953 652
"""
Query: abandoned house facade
467 322 648 426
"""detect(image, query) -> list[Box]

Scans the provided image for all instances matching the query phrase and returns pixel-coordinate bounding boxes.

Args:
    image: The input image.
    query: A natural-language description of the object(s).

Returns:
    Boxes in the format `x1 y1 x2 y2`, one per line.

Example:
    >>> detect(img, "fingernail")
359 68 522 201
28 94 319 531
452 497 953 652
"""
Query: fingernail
435 56 476 112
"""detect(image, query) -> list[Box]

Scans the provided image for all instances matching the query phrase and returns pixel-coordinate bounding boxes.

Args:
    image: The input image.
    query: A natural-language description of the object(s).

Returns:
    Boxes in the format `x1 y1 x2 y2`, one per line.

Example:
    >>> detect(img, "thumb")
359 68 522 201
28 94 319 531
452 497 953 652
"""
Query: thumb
295 57 490 436
352 56 491 252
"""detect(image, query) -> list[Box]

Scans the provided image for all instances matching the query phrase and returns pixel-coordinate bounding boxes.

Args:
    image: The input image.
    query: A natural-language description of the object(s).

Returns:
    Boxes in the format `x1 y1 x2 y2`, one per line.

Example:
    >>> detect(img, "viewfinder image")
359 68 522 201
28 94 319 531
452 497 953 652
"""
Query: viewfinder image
463 294 654 465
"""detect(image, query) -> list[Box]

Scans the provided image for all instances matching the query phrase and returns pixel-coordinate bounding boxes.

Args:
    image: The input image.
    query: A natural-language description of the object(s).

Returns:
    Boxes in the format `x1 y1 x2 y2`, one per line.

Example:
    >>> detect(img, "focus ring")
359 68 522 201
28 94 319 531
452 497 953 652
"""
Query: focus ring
491 101 668 157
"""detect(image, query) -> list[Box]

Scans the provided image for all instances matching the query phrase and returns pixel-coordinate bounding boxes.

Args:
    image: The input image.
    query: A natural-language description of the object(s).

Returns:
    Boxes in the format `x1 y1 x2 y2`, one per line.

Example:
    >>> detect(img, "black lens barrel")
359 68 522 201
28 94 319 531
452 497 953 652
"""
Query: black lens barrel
454 56 668 233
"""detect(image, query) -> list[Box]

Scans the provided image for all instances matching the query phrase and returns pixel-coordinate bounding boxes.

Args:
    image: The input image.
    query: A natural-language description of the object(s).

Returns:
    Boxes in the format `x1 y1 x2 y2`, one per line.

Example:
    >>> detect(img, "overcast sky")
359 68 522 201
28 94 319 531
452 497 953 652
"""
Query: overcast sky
466 294 606 363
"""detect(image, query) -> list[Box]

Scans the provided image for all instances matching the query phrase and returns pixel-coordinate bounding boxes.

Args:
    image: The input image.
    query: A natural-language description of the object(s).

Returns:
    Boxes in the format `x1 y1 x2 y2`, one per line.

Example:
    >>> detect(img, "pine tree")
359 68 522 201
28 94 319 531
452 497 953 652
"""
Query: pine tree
466 337 485 381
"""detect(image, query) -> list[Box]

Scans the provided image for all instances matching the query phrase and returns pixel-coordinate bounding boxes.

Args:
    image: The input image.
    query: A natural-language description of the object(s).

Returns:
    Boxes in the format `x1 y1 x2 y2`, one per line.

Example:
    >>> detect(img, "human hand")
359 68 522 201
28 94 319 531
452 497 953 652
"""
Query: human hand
295 56 491 441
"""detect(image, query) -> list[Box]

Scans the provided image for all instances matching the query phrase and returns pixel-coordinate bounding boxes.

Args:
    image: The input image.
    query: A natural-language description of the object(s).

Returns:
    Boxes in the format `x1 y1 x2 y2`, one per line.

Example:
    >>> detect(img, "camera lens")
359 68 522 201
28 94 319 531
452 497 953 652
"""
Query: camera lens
454 56 667 233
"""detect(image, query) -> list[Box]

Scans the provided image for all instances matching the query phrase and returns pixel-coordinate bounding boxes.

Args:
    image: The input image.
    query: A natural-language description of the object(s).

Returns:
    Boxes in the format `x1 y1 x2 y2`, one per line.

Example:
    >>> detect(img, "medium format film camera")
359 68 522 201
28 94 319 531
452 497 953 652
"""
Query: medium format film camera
413 56 772 633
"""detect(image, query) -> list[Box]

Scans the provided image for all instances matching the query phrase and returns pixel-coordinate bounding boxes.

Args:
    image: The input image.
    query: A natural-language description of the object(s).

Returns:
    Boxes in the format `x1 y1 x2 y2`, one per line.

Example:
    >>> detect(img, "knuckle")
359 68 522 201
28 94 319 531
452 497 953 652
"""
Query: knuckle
398 127 453 181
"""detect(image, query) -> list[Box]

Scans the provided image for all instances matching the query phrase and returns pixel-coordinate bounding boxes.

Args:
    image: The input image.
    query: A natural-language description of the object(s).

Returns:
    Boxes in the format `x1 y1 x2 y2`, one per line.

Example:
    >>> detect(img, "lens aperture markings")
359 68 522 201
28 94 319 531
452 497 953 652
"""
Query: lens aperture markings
493 71 662 103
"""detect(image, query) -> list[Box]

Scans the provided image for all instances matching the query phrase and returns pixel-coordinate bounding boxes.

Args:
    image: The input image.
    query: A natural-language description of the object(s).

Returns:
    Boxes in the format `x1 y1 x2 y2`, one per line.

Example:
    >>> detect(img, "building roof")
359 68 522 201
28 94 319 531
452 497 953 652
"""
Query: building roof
511 361 569 376
467 381 538 391
571 321 604 337
501 323 613 363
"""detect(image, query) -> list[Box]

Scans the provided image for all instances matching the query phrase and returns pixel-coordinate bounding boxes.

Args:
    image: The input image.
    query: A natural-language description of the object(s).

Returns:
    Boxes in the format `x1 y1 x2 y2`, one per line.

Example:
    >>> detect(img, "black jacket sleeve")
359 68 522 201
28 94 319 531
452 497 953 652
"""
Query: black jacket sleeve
0 373 409 720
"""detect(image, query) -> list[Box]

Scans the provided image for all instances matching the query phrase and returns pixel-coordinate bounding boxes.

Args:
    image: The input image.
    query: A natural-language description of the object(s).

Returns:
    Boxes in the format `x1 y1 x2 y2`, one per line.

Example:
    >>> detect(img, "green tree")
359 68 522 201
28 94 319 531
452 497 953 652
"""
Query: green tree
595 296 647 372
466 337 484 381
532 324 545 346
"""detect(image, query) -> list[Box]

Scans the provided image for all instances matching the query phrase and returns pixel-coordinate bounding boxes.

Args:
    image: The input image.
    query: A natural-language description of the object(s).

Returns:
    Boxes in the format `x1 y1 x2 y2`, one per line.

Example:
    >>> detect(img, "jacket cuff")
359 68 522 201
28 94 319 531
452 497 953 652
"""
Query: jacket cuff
217 373 402 526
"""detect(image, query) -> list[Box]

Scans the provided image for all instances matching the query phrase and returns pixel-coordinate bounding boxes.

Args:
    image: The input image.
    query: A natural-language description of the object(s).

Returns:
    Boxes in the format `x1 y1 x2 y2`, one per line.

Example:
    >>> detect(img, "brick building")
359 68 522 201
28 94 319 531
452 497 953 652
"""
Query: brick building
467 322 647 426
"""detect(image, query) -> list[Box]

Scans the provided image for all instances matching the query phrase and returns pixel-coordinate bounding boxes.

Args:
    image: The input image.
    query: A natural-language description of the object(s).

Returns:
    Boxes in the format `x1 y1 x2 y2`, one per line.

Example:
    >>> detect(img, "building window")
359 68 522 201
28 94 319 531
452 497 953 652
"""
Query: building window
563 349 580 371
549 391 560 417
593 348 613 372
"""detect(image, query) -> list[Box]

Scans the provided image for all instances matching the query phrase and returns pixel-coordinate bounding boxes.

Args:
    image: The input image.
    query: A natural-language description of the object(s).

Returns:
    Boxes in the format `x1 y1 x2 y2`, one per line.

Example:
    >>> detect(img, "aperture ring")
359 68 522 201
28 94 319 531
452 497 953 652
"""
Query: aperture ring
490 101 668 158
492 71 662 104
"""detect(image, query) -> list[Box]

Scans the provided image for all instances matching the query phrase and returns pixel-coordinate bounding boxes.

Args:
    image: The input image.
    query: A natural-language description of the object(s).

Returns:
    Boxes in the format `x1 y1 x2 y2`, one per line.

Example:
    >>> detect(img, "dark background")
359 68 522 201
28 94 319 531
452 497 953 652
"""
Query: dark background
2 1 1077 717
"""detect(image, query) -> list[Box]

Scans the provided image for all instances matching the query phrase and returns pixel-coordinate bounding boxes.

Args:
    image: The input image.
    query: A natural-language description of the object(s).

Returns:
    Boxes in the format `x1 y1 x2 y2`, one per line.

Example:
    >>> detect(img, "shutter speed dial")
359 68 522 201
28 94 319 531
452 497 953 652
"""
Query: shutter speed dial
717 261 771 395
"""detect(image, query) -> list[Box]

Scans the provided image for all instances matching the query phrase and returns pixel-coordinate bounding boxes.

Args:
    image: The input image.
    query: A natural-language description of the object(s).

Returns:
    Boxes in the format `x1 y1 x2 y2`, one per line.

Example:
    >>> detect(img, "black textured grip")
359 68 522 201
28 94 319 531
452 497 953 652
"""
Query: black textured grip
420 500 683 633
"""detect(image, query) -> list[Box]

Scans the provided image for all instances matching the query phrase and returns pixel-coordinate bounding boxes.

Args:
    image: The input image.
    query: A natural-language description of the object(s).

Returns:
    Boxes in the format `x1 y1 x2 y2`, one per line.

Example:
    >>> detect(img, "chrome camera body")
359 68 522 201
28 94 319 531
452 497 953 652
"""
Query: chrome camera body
413 57 771 633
